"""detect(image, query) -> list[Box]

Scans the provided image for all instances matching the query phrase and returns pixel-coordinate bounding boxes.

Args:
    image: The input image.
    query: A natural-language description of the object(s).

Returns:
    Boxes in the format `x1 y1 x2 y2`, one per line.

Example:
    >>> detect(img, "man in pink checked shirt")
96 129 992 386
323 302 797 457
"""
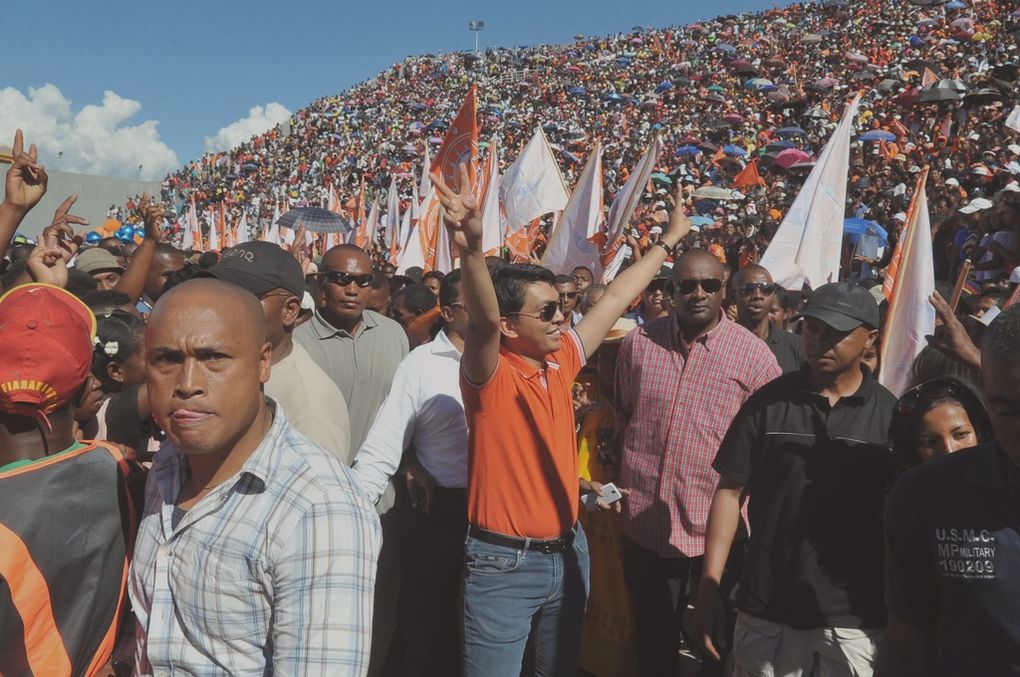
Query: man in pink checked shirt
615 248 781 676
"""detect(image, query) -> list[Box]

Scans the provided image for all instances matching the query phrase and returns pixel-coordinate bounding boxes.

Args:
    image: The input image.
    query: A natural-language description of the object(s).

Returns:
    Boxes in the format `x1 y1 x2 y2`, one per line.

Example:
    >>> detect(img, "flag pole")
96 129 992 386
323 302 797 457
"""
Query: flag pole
949 259 972 312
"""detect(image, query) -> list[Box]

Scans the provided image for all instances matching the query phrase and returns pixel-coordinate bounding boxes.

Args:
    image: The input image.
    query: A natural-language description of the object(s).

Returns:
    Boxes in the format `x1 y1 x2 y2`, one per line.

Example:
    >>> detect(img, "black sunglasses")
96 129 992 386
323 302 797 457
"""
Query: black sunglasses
319 271 374 288
676 278 723 295
896 379 962 417
508 301 559 322
738 282 777 296
559 291 579 300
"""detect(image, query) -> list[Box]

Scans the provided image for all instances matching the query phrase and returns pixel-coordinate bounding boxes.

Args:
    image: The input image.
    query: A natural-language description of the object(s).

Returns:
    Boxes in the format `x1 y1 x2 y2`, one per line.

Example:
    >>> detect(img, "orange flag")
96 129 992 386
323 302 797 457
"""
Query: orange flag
418 189 442 271
505 228 532 263
433 85 478 192
732 160 765 190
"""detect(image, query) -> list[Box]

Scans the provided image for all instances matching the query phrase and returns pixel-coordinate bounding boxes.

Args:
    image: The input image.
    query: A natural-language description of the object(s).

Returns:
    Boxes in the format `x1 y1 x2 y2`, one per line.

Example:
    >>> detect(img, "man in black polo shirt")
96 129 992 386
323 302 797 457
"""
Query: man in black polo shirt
695 281 896 677
876 306 1020 676
732 264 803 373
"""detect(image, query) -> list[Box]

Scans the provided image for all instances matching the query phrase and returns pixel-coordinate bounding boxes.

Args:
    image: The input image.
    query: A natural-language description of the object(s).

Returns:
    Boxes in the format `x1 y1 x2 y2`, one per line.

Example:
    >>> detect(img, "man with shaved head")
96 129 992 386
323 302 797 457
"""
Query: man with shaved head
294 244 408 676
615 249 781 675
130 278 380 676
732 264 803 373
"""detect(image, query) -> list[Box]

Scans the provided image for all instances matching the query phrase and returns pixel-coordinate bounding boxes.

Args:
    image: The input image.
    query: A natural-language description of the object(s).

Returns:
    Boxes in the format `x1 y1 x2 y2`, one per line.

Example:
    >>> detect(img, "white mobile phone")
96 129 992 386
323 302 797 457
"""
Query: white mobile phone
582 482 624 510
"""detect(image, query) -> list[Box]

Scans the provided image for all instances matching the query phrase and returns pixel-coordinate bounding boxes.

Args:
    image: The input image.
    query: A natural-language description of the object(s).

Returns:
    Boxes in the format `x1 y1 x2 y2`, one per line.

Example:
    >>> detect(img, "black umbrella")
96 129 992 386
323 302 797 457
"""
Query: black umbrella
963 87 1006 106
991 63 1019 82
916 88 963 103
276 207 352 234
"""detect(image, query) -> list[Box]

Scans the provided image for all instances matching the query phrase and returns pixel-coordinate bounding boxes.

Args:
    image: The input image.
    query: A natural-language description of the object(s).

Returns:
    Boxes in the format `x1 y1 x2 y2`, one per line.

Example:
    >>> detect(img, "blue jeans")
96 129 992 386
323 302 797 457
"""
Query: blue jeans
462 523 590 677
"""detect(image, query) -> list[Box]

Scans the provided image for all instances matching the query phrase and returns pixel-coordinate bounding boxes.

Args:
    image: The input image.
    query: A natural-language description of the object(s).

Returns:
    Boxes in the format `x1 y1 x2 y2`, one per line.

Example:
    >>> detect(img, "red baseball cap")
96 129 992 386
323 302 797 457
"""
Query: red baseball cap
0 284 97 429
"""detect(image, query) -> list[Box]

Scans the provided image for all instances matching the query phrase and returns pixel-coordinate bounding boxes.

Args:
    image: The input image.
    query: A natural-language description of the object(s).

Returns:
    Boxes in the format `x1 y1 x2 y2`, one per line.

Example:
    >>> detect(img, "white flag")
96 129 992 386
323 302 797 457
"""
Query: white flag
434 207 453 274
479 139 505 253
266 204 281 244
500 128 570 231
1006 105 1020 134
385 176 400 247
366 196 380 245
183 201 198 250
879 175 936 396
419 153 432 198
542 142 604 276
398 221 425 273
604 135 661 245
760 94 861 289
237 211 249 244
207 210 219 250
399 207 413 252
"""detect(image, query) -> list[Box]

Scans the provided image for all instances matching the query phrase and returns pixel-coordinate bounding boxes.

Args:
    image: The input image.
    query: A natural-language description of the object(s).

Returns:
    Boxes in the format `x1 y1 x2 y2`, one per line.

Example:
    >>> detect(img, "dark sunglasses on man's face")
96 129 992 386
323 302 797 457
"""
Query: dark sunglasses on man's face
676 278 723 295
738 282 776 296
559 291 579 300
508 301 559 322
319 271 374 288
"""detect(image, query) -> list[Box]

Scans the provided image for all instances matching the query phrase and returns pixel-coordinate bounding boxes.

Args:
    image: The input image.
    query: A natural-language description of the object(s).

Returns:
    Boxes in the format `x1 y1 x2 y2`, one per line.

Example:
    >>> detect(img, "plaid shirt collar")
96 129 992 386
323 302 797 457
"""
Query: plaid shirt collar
154 399 286 507
671 311 730 353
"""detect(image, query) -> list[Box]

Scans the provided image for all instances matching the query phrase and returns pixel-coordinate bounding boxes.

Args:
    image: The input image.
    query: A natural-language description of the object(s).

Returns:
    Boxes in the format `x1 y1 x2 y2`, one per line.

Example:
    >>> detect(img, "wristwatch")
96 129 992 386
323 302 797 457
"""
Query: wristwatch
653 240 673 256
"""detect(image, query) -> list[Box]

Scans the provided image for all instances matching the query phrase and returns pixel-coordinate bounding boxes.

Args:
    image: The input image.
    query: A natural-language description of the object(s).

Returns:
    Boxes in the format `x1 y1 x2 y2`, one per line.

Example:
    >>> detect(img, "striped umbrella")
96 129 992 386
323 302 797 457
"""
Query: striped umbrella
276 207 352 234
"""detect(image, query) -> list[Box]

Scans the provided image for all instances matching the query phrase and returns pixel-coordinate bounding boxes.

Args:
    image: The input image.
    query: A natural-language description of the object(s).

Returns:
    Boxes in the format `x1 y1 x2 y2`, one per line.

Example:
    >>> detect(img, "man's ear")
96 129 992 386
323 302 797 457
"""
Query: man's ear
282 295 302 330
499 316 519 340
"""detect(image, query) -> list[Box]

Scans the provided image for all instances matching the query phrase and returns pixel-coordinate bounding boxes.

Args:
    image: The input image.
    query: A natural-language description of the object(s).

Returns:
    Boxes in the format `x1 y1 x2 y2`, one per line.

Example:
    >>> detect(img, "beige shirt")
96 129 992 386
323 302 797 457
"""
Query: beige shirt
266 342 352 465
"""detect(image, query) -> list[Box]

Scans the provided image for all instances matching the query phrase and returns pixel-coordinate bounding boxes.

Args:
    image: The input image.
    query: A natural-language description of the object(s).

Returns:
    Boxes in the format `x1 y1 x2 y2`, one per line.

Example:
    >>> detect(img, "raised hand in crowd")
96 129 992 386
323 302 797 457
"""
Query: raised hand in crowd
926 290 981 370
1 129 48 261
113 193 164 303
42 194 89 260
288 224 312 273
21 246 70 288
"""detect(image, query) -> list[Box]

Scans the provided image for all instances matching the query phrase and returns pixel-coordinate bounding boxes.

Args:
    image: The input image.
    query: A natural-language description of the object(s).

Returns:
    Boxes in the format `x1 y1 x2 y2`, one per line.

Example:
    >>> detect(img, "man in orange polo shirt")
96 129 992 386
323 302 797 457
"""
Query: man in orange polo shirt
433 166 691 677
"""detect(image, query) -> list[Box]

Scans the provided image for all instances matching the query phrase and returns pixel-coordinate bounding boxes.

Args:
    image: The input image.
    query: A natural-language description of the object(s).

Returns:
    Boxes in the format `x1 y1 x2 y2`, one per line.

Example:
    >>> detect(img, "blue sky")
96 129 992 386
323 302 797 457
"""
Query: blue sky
3 0 776 178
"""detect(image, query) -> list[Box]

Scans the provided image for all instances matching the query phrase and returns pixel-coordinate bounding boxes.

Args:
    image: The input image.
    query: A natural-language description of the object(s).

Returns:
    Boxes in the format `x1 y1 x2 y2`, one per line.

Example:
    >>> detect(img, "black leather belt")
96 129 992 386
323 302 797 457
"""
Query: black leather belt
468 524 575 554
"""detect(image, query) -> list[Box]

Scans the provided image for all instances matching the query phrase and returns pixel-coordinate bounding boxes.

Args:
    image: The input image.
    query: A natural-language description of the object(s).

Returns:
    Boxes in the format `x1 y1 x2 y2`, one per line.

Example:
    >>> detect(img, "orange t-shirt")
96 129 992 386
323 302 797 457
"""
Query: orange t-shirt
461 330 585 539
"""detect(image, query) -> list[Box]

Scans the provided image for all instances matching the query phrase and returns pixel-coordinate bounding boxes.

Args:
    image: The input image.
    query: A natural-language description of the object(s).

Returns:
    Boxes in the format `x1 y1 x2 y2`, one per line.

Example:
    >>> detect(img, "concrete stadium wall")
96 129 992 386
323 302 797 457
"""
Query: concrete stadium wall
0 168 161 239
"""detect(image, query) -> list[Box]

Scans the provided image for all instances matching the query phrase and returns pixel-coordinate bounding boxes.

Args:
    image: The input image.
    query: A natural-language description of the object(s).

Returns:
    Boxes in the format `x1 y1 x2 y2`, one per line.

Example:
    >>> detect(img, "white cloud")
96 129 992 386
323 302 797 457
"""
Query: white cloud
203 103 292 153
0 84 178 180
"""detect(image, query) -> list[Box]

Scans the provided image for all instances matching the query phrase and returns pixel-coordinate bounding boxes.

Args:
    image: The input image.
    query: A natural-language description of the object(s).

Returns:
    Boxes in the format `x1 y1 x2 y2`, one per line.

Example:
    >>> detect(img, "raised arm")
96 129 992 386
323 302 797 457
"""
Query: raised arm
576 184 690 359
432 164 500 385
114 194 164 302
0 130 48 261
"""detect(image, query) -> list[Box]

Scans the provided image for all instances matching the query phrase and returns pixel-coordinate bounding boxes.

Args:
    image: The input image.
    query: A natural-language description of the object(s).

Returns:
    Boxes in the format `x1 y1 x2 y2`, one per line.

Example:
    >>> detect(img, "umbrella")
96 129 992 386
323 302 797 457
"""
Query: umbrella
401 143 418 154
697 141 720 153
703 94 726 105
764 58 786 69
276 207 352 234
877 79 901 93
775 148 812 168
788 161 816 171
802 33 823 43
690 215 716 228
603 92 625 102
847 53 869 63
693 185 745 200
858 130 897 142
410 102 427 111
650 173 673 186
722 112 745 123
776 126 806 138
766 140 797 152
745 77 774 89
917 80 967 103
724 144 748 157
812 77 838 90
963 87 1006 106
568 86 587 96
946 0 966 8
705 119 731 130
844 218 889 244
408 121 425 131
707 84 726 93
675 145 702 157
803 106 829 120
654 81 674 94
714 43 737 53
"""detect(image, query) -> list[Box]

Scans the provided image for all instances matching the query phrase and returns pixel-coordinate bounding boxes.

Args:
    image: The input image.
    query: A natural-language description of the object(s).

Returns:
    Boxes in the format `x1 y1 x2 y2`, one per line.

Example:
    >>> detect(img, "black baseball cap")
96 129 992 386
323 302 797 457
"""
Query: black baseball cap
796 281 879 331
202 242 305 298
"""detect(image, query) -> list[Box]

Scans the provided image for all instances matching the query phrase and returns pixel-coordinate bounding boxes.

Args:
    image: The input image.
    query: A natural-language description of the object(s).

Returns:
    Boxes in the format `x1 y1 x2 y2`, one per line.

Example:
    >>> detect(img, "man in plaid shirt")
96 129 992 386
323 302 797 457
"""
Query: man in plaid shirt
616 249 781 676
130 279 380 676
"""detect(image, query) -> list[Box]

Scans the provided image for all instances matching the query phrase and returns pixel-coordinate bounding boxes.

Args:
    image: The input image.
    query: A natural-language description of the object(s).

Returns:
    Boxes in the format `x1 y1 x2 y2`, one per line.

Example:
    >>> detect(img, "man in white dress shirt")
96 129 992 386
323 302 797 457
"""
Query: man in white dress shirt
355 270 468 677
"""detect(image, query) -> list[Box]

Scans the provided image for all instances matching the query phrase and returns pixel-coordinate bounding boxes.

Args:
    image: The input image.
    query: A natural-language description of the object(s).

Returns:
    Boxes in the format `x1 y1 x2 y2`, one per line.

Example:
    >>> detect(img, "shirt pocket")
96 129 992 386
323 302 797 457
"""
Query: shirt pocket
172 547 267 641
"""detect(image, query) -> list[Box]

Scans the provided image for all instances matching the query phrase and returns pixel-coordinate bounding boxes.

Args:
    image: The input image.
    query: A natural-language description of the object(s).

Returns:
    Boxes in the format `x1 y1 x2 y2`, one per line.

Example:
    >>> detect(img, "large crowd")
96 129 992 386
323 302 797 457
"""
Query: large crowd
3 0 1020 676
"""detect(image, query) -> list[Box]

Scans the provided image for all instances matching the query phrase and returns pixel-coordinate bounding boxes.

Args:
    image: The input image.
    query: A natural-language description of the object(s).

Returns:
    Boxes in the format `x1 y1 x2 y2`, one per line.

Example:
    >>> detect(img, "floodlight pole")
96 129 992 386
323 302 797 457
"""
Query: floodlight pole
469 20 485 54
